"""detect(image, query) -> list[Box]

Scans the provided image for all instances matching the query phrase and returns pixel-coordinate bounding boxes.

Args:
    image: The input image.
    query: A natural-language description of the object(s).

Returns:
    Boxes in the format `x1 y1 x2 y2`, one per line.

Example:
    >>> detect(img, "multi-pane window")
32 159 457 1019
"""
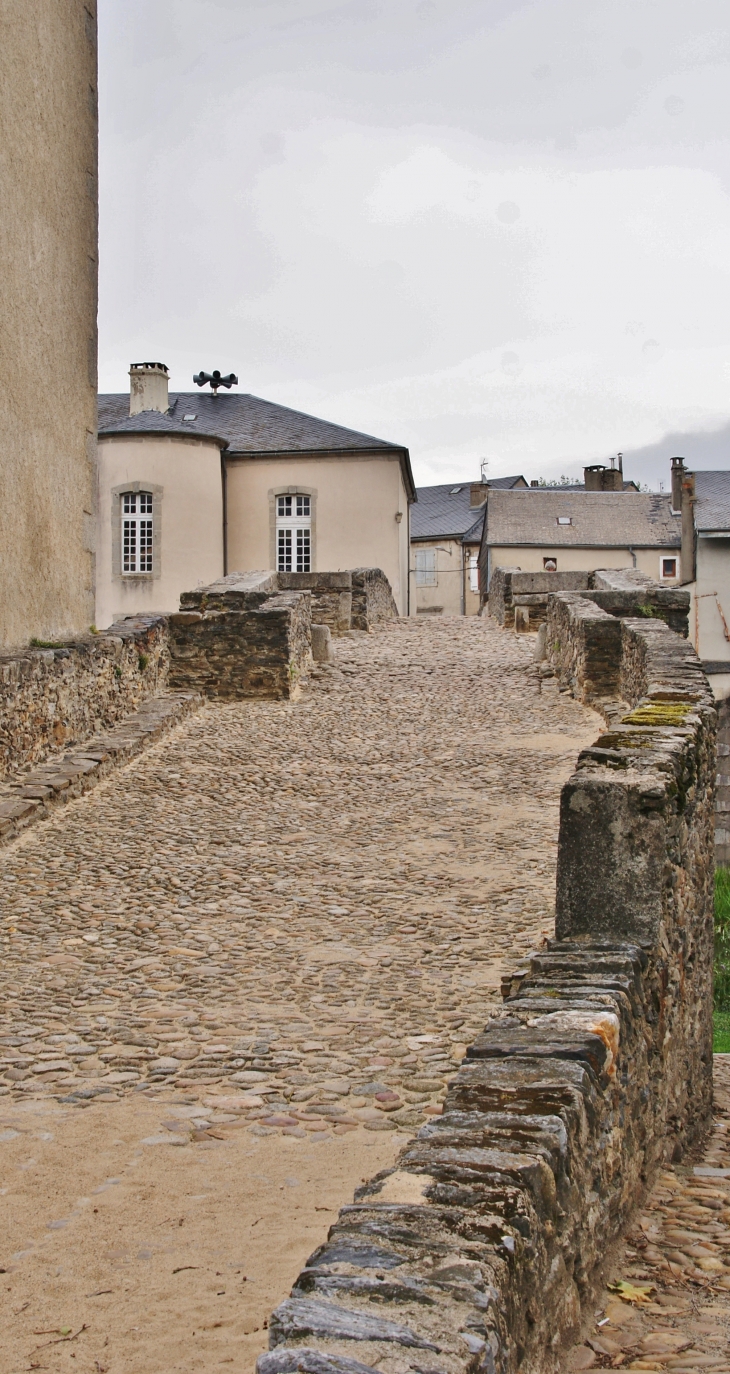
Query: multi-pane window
415 549 437 586
122 491 153 573
276 494 311 572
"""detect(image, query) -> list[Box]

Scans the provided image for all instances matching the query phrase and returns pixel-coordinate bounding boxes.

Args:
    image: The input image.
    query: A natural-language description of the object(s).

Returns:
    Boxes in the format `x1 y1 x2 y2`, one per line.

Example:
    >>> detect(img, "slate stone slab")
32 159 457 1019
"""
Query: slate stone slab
269 1298 440 1350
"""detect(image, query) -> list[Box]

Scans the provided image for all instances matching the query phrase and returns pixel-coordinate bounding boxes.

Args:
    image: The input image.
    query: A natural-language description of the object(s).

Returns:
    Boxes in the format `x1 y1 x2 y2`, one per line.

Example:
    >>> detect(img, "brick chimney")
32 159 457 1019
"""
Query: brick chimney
470 482 488 507
671 456 684 514
584 463 623 492
129 361 170 416
680 468 696 584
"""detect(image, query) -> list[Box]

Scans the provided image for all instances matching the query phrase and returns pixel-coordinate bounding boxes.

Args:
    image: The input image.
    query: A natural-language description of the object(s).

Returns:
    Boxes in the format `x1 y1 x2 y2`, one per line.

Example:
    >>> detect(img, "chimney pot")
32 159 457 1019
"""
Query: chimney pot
129 361 170 416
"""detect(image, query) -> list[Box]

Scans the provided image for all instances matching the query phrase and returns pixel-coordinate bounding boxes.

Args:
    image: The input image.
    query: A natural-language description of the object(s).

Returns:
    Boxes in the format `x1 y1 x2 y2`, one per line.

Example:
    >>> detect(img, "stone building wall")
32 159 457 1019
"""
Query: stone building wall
257 597 716 1374
0 1 98 648
0 616 169 780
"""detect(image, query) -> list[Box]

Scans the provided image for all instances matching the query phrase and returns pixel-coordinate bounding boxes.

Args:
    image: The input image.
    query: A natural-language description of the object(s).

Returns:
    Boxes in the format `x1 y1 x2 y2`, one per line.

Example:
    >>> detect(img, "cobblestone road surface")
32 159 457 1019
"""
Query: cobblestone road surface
0 617 599 1136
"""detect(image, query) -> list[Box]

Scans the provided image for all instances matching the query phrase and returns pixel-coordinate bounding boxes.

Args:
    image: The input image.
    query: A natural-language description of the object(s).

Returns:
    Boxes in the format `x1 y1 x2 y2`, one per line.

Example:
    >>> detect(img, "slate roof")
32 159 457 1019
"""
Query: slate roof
694 472 730 533
98 392 414 496
96 407 229 446
411 478 525 540
485 489 680 548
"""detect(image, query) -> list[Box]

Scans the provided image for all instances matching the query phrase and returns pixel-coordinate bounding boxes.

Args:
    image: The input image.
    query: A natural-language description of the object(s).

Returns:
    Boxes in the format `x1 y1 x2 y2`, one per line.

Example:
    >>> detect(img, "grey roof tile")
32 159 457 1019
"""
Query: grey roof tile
485 489 680 548
411 478 525 540
694 471 730 532
100 391 399 454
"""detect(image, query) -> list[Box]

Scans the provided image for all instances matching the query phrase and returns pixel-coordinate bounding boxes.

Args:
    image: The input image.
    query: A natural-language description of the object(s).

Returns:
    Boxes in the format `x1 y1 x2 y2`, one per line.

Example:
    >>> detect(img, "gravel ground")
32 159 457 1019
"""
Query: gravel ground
0 617 599 1132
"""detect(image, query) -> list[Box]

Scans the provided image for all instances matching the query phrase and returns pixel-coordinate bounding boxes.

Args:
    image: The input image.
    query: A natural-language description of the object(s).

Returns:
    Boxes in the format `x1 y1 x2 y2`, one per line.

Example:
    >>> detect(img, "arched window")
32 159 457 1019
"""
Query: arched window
122 491 153 573
276 494 311 572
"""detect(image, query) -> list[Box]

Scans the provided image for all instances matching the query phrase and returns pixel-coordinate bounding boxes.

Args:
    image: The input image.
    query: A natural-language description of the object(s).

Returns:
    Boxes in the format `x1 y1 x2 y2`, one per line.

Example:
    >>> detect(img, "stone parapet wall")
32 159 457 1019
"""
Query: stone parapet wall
278 572 353 636
487 566 523 627
578 569 689 638
258 599 716 1374
351 568 399 629
0 615 169 781
489 567 689 636
169 589 312 701
717 699 730 865
546 592 621 702
0 690 199 844
490 570 591 629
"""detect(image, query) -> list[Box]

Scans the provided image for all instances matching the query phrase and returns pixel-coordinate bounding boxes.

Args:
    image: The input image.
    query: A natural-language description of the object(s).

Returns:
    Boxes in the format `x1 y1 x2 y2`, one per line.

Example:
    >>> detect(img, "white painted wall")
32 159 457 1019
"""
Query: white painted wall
687 537 730 670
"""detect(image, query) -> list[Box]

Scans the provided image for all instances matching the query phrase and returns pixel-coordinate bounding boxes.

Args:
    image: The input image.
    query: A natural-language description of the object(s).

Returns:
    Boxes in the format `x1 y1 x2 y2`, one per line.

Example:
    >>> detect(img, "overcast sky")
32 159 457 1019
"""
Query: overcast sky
98 0 730 490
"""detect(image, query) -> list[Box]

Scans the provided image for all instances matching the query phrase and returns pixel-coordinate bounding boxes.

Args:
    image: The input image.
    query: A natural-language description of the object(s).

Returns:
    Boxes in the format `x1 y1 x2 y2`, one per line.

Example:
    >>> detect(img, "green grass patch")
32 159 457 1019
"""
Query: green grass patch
714 868 730 1049
714 1011 730 1054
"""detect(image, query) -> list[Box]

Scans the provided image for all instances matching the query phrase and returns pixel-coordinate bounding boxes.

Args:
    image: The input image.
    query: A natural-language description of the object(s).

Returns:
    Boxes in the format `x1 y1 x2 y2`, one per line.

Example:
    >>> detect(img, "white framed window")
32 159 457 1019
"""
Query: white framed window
276 494 311 572
415 549 437 586
469 553 479 593
122 491 153 573
661 556 678 580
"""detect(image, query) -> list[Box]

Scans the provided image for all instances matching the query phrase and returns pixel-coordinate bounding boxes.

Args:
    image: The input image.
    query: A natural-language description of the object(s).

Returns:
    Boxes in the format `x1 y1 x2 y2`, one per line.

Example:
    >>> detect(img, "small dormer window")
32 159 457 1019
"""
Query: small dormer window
556 516 572 525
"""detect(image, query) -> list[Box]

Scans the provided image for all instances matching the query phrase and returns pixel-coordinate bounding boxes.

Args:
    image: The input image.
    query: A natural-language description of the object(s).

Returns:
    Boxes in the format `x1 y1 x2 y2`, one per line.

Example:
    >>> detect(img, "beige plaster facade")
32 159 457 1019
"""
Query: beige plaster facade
96 437 224 630
0 2 98 648
226 455 410 615
412 538 481 616
487 545 680 585
686 538 730 695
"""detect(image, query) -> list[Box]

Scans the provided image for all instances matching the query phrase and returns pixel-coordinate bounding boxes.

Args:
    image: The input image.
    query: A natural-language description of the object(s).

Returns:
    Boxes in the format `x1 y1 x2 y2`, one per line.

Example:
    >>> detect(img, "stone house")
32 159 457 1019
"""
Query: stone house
674 460 730 699
411 477 527 615
0 2 98 648
96 364 415 629
478 479 681 601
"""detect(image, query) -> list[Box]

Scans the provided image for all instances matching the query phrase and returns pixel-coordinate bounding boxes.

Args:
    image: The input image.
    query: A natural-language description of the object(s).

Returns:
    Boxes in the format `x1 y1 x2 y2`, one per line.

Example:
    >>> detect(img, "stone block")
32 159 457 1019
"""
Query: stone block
311 624 333 664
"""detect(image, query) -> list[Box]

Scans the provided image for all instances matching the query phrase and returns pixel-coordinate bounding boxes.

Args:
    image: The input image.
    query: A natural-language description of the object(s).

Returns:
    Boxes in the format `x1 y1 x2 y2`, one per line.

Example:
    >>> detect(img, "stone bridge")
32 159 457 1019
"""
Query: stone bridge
0 607 721 1374
0 616 596 1371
